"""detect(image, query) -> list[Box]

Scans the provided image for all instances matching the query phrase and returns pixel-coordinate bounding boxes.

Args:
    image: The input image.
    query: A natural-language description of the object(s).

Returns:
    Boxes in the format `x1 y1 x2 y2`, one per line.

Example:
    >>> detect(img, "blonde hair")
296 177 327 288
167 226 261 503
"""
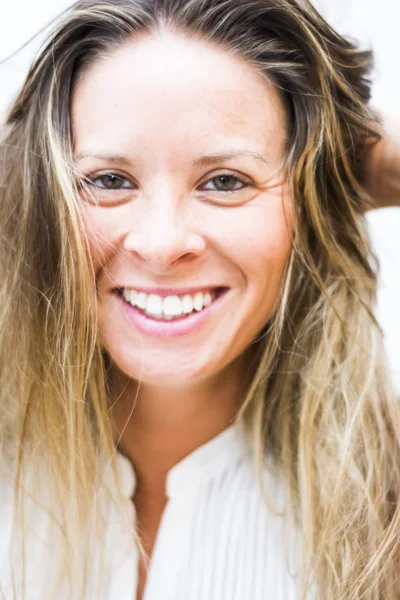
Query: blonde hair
1 0 399 597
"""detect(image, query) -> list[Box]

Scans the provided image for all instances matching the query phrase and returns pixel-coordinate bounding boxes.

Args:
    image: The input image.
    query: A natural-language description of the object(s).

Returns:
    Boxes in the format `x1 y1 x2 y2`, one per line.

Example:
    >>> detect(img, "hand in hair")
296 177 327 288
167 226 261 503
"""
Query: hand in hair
362 110 400 209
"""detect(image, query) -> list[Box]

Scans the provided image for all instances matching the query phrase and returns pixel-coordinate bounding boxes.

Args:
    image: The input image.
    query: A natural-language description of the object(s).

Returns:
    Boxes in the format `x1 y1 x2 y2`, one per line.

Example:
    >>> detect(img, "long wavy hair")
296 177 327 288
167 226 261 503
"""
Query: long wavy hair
1 0 399 598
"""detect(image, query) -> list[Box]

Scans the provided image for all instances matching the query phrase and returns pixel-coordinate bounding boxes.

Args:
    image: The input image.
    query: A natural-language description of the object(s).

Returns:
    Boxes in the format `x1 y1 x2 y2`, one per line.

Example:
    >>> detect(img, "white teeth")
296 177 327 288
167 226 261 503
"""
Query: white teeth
163 295 182 317
146 293 163 316
203 291 212 307
122 289 133 304
130 290 138 306
122 288 220 319
181 295 193 314
136 292 147 310
193 292 204 312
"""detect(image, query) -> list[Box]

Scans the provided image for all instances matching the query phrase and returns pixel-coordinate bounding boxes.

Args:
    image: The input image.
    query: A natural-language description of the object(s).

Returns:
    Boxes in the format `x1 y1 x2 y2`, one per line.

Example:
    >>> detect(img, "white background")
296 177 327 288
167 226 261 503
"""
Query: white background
1 0 399 389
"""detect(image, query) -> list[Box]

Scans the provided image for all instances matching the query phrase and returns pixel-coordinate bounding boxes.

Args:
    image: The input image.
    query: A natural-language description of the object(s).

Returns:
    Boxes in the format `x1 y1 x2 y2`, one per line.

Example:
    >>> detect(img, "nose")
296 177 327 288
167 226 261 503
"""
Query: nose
122 197 206 272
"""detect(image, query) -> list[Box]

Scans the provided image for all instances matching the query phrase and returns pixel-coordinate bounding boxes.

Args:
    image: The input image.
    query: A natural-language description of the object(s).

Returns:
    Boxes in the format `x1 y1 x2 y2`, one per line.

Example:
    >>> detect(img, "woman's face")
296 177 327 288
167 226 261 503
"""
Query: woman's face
72 31 293 387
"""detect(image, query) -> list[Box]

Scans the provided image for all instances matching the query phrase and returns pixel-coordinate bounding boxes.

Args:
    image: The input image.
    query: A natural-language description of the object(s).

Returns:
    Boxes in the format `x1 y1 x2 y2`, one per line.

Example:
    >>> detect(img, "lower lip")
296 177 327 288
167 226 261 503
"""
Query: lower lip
117 289 229 339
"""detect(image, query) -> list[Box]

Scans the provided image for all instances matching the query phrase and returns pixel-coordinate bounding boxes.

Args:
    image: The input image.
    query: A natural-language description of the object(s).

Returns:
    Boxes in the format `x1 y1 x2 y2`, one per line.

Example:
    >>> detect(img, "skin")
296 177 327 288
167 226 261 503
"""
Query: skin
363 112 400 209
72 30 293 599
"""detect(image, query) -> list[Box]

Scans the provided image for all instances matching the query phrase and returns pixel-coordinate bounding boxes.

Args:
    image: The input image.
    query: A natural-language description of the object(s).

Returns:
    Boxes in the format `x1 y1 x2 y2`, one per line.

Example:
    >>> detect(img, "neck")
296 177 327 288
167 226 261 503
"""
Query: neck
111 357 246 493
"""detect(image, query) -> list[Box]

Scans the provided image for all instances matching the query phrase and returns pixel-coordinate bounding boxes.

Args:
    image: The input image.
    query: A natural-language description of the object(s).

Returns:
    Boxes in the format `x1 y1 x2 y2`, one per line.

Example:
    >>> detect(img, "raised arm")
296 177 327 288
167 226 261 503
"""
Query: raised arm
362 112 400 209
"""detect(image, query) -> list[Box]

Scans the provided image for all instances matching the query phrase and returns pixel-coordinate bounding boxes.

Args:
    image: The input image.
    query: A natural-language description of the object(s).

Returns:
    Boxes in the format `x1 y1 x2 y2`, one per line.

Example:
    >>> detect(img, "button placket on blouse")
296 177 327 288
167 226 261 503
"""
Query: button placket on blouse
140 425 245 599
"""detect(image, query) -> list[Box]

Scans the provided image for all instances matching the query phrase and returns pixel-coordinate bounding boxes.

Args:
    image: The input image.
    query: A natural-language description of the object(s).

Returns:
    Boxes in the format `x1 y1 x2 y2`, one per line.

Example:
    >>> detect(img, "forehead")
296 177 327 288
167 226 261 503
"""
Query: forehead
71 31 287 160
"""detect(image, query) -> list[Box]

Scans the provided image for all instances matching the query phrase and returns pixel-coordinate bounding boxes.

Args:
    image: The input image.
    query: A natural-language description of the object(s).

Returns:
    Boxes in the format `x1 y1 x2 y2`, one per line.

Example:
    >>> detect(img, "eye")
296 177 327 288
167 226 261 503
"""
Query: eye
200 174 250 192
86 173 134 190
78 171 137 206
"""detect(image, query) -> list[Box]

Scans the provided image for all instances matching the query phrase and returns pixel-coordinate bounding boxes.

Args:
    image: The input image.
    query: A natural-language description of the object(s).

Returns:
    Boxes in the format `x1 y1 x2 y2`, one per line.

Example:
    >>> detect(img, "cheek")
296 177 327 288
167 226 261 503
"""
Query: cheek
215 194 294 284
230 198 293 340
79 189 293 287
80 205 121 273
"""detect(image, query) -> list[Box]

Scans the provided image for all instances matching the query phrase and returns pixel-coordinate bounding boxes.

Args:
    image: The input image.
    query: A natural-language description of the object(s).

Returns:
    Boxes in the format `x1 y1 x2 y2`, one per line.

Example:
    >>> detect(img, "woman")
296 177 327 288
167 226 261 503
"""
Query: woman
0 0 399 598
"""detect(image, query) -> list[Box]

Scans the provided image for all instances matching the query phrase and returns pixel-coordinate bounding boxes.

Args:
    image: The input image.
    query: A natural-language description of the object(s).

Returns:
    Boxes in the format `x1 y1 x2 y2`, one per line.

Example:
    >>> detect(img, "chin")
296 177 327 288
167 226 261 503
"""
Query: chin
109 349 227 389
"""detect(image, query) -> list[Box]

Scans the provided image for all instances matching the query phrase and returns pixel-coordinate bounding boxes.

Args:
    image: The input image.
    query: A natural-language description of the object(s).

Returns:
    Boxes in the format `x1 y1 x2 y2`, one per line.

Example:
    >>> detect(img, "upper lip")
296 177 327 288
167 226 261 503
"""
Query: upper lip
113 285 228 297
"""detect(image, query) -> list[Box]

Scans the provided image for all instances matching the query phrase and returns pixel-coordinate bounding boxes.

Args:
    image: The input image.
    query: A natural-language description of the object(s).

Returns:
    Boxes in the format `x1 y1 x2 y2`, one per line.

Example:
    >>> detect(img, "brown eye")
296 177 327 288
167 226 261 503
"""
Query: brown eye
201 174 249 192
90 173 133 190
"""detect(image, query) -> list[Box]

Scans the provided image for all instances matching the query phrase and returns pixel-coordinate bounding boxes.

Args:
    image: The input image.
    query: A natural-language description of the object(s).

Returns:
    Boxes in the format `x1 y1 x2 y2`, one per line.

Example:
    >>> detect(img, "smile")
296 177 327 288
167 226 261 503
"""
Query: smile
120 288 218 321
114 287 229 338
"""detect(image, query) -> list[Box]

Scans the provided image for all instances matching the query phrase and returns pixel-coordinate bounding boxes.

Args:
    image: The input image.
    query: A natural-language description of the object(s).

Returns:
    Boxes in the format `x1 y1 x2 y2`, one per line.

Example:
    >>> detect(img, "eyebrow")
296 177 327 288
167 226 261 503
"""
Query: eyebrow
193 150 269 166
74 149 269 167
74 151 134 166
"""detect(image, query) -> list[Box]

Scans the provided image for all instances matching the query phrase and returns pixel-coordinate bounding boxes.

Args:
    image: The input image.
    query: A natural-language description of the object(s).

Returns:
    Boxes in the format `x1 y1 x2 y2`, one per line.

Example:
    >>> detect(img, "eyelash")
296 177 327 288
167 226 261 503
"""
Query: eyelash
81 171 252 194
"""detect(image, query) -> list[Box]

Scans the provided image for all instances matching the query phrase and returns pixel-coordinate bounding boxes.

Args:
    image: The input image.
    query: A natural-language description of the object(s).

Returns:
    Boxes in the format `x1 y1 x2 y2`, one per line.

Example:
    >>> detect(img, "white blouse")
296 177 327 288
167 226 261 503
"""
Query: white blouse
0 424 304 599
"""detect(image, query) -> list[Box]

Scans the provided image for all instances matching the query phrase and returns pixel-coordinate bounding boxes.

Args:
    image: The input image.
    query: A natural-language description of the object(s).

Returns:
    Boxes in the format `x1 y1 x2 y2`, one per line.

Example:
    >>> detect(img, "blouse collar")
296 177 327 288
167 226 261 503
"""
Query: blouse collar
115 421 248 501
